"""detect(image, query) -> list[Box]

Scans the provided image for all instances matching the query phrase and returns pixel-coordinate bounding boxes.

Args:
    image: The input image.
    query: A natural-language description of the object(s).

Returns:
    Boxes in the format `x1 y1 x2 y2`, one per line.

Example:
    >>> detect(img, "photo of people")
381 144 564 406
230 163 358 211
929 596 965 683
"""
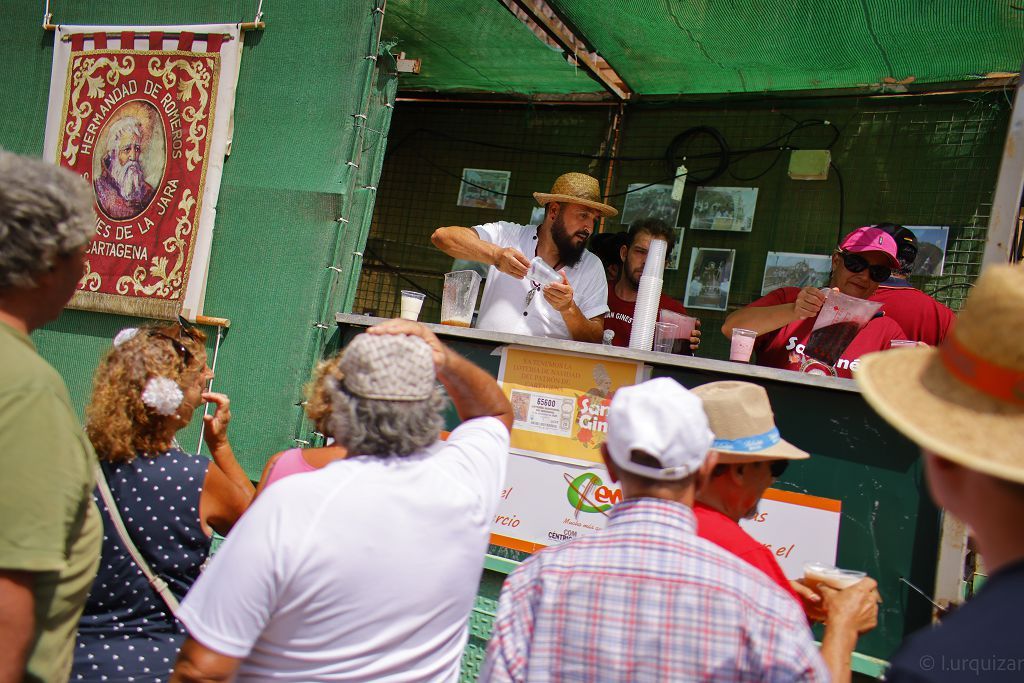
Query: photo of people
666 226 685 271
457 168 511 210
620 183 681 227
91 102 165 221
905 225 949 276
684 247 735 311
690 186 759 232
760 251 831 294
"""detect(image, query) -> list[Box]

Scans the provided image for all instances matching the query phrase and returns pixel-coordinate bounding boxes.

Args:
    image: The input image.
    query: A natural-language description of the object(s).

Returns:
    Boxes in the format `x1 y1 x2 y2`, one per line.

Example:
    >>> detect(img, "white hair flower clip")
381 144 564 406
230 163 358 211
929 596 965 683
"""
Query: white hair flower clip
113 328 139 348
141 376 184 416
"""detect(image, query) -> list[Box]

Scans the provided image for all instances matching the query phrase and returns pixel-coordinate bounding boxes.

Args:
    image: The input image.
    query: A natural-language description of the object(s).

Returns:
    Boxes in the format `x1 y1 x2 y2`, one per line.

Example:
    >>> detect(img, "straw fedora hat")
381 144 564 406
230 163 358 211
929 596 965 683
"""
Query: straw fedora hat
533 172 618 217
857 264 1024 484
692 381 809 463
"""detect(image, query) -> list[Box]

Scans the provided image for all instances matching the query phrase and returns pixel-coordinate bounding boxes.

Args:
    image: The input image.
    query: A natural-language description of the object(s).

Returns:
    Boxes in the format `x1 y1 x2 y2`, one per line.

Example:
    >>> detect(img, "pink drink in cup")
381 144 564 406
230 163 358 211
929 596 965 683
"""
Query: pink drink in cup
730 328 757 362
658 309 696 353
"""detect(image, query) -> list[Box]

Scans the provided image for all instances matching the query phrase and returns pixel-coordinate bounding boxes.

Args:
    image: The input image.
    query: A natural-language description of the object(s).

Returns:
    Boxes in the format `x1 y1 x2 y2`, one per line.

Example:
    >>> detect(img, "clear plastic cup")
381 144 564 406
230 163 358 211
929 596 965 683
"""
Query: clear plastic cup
653 322 678 353
890 339 918 348
399 290 426 321
803 562 867 590
730 328 757 362
441 270 481 327
526 257 562 286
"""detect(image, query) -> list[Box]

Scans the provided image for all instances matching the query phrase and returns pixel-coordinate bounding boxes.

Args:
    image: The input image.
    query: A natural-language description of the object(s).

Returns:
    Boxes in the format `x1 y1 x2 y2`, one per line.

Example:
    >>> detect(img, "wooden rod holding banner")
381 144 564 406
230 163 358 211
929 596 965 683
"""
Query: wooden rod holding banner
44 23 265 35
193 315 231 328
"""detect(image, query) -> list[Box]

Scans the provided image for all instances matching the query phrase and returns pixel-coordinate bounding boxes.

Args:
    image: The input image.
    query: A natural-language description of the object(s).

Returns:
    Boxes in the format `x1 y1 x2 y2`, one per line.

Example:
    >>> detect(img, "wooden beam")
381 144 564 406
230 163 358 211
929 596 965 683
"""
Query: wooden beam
500 0 632 101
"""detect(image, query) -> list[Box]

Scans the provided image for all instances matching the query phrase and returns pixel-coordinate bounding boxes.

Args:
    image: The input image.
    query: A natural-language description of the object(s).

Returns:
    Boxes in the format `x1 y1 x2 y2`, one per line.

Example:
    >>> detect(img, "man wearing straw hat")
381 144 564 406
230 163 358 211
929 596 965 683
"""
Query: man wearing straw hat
482 377 829 681
693 381 881 683
432 172 615 342
856 264 1024 682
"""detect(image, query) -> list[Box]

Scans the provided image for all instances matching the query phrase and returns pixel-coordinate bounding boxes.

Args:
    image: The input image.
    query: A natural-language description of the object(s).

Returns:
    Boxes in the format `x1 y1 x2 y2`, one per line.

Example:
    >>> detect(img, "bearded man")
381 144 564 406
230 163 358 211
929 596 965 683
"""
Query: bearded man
94 116 156 220
432 172 614 342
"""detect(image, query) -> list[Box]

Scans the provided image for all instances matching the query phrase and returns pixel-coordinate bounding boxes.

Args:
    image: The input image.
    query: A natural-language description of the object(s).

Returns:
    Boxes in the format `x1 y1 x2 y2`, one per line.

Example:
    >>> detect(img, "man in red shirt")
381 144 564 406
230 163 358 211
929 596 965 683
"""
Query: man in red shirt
869 223 955 346
693 380 880 683
723 226 906 378
604 218 700 352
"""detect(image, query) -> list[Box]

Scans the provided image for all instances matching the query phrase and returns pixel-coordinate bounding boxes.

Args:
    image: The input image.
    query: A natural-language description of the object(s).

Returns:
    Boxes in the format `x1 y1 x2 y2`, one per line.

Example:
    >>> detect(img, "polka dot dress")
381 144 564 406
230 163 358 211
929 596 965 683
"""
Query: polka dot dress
72 447 210 682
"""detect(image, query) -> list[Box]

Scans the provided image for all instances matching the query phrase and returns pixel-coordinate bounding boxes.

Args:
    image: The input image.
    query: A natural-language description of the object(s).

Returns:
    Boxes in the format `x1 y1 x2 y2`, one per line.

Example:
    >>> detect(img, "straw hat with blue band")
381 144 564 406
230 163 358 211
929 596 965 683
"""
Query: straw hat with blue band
856 264 1024 484
692 381 810 463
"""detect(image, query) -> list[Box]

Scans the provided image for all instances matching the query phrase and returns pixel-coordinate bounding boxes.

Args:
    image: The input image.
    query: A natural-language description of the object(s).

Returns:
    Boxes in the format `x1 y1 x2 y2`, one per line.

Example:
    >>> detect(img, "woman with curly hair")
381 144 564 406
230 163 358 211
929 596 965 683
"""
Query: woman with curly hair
72 319 254 683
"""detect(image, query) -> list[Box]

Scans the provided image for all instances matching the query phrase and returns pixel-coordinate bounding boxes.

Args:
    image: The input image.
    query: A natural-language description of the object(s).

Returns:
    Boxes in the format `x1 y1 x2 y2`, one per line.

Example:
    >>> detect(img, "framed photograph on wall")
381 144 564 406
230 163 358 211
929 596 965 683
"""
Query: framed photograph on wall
690 186 759 232
905 225 949 276
666 226 686 271
620 183 681 227
760 251 832 294
684 247 735 311
529 206 546 225
457 168 511 210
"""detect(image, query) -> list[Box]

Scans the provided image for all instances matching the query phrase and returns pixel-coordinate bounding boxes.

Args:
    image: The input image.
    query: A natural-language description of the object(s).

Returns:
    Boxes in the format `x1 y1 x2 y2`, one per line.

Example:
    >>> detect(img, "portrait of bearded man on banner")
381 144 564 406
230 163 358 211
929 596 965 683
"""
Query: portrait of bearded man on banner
93 105 163 220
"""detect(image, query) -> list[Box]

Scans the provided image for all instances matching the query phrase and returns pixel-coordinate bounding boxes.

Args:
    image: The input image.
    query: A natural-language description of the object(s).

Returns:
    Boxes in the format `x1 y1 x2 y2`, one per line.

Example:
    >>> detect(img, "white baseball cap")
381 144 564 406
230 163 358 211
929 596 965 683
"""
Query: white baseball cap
605 377 714 481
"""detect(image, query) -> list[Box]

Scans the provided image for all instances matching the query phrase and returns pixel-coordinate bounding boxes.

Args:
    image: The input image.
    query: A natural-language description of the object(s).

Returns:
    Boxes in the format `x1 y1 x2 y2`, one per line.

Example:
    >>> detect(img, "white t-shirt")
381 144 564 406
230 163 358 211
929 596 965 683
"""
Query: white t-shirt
177 417 510 682
473 221 609 339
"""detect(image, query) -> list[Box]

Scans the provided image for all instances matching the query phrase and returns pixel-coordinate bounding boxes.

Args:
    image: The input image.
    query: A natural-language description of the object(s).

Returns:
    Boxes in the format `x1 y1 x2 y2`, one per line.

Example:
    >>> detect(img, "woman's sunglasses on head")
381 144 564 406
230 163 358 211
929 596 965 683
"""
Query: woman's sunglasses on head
149 316 199 368
840 252 891 283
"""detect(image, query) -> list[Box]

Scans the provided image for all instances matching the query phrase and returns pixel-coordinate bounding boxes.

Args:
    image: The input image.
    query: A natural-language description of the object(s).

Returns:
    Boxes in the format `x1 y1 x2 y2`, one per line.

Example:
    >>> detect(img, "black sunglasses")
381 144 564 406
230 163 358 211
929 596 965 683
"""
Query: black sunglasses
769 459 790 478
840 252 891 283
150 316 199 368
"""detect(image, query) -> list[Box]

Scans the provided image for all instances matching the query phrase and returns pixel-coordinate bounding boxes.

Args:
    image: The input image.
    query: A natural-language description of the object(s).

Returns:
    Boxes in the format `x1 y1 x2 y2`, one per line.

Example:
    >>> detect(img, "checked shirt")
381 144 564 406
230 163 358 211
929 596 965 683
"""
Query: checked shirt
482 497 828 682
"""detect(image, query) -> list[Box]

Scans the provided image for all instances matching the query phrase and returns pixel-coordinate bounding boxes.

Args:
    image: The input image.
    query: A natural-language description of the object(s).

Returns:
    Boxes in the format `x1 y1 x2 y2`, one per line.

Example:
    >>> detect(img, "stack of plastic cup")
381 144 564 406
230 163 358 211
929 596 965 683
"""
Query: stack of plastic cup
628 238 668 351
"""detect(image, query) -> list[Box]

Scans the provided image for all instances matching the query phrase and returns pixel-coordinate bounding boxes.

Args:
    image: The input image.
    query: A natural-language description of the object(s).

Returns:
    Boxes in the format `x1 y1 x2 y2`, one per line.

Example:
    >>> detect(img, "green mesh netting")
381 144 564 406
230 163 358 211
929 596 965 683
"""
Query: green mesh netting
387 0 604 94
388 0 1024 96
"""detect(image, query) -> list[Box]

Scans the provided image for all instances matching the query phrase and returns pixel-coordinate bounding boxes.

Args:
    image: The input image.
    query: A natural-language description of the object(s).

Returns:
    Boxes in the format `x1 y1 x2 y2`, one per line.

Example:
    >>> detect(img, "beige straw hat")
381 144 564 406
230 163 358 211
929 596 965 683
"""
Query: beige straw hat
856 264 1024 484
533 172 618 217
692 381 809 463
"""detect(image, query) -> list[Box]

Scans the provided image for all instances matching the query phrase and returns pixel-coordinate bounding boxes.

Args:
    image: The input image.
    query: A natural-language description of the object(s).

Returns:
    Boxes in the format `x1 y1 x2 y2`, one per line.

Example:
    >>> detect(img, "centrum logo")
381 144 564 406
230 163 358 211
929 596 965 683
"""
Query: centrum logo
564 472 621 519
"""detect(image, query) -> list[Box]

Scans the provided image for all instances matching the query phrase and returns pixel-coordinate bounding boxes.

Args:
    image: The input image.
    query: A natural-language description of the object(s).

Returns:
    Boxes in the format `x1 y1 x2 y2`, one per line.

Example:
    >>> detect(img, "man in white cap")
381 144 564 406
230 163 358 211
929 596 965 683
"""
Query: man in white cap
172 319 513 682
857 264 1024 682
481 377 828 682
693 380 881 683
432 172 614 342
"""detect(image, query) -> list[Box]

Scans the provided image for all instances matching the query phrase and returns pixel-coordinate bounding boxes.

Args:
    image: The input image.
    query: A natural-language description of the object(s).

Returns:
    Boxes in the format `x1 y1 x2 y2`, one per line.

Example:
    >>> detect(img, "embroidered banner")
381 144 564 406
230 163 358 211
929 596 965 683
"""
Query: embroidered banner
43 25 242 318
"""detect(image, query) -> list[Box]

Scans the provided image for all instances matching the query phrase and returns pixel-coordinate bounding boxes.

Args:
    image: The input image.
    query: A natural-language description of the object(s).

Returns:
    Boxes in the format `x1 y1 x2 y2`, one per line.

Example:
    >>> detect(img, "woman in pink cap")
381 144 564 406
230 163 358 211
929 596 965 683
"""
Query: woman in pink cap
722 226 908 379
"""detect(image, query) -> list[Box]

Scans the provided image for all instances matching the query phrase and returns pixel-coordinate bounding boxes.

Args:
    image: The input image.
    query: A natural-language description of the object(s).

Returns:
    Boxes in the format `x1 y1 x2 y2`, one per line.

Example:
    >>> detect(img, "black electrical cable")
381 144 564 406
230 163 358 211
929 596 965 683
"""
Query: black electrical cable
663 126 731 184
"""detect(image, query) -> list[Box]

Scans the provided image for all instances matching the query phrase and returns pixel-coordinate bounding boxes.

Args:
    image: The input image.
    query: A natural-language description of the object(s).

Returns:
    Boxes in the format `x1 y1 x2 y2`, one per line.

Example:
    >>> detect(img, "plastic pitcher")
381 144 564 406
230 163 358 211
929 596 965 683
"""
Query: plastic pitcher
803 289 882 366
441 270 481 327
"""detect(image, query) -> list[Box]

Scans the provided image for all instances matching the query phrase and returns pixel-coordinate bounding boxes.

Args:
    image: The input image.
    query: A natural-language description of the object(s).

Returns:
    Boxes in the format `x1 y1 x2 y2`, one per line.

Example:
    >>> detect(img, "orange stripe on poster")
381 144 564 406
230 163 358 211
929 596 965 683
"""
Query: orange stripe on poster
763 488 842 512
490 533 546 555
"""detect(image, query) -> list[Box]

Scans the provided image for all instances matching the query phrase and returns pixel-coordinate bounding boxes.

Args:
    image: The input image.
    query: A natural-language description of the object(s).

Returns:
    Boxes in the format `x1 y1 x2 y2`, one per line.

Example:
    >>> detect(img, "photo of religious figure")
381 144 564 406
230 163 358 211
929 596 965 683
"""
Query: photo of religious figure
457 168 511 210
690 186 759 232
620 183 681 227
684 247 735 311
666 227 686 271
905 225 949 276
760 251 831 294
91 102 165 221
529 206 546 225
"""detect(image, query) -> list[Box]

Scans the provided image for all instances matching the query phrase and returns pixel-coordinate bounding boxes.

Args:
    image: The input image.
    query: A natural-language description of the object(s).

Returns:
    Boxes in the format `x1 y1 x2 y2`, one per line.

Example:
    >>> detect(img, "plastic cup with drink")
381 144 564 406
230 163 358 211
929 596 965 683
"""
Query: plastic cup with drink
399 290 426 321
441 270 481 327
730 328 757 362
802 562 867 591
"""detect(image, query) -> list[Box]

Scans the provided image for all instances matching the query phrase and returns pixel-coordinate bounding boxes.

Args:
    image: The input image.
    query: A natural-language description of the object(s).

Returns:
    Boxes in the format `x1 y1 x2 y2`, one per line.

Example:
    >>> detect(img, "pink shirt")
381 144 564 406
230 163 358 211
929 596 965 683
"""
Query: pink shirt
263 448 316 488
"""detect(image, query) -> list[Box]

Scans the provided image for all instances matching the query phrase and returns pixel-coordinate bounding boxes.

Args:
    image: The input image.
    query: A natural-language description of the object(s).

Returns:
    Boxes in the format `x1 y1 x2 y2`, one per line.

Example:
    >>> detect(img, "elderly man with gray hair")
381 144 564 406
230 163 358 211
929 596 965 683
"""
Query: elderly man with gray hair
172 319 514 682
0 150 101 682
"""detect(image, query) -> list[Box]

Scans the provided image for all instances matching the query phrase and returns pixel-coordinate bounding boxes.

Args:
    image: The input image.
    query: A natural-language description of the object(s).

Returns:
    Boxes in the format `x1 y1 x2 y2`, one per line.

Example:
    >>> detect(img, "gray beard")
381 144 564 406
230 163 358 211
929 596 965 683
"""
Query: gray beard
110 157 147 202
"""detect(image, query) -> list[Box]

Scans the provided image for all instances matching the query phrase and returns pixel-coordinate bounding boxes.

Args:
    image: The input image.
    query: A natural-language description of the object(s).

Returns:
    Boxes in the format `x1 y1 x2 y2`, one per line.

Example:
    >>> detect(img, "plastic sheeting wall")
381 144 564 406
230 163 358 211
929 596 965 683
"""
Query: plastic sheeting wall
0 0 396 477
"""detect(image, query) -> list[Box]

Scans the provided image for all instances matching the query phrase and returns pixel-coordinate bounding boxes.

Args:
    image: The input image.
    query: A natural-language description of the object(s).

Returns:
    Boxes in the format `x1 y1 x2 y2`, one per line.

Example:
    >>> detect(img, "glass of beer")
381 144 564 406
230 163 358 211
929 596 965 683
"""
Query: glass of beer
441 270 481 327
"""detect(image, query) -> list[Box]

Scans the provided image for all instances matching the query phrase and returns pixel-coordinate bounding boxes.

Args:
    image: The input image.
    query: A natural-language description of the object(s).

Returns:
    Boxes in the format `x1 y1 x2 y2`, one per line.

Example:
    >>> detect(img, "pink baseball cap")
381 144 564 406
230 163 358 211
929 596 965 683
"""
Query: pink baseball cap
838 227 900 268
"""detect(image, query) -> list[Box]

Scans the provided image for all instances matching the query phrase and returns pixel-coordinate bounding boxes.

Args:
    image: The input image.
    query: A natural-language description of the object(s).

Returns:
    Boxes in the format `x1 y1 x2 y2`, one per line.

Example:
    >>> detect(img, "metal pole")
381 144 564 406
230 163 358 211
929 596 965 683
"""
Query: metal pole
983 68 1024 267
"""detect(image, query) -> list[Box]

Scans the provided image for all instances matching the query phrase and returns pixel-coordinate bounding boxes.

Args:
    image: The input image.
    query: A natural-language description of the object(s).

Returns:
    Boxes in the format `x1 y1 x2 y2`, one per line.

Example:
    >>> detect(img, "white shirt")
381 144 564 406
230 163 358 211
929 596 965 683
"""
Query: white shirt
177 417 510 682
473 221 609 339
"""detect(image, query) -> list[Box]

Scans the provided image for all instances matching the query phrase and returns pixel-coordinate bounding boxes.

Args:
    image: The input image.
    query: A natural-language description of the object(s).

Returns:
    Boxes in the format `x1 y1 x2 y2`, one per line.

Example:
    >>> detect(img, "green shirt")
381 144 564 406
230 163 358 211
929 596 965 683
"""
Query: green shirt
0 320 101 682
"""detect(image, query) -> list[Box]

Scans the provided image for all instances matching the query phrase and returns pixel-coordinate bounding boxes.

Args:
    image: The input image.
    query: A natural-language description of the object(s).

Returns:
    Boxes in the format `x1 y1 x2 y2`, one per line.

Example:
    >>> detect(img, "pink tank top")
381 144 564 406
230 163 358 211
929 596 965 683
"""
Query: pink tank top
264 448 317 488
